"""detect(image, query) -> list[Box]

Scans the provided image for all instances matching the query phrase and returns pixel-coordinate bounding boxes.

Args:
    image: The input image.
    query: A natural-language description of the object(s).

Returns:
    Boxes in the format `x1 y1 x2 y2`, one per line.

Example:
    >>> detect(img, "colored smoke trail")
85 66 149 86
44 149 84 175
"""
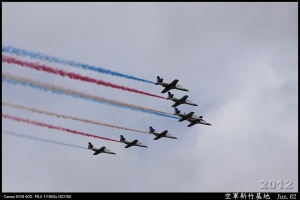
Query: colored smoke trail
2 114 120 142
2 71 179 119
3 130 86 149
2 55 165 99
2 45 156 84
2 101 148 134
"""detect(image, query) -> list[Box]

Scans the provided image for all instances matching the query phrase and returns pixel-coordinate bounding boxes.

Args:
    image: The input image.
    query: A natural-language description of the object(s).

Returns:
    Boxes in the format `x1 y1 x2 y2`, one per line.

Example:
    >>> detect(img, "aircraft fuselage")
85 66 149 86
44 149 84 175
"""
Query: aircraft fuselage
89 147 99 152
102 150 116 154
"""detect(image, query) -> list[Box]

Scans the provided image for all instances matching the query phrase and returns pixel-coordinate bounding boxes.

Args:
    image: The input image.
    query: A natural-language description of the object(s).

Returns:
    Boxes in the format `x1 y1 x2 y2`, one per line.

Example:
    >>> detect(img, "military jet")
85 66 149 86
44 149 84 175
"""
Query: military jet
149 126 177 140
120 135 148 148
167 92 198 107
156 76 188 93
174 108 211 127
186 118 211 127
174 108 202 122
88 142 116 155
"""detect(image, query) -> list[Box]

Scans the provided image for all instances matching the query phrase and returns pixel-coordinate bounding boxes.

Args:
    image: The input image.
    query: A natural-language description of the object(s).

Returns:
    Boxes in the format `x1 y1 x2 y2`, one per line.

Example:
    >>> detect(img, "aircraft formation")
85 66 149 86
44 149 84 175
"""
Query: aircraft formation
157 76 211 128
88 76 211 156
2 46 211 157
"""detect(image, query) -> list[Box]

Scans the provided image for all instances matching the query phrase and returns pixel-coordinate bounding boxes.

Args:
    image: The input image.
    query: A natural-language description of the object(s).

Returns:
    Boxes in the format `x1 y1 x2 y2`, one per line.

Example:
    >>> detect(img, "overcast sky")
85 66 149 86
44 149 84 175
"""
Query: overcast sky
2 2 298 192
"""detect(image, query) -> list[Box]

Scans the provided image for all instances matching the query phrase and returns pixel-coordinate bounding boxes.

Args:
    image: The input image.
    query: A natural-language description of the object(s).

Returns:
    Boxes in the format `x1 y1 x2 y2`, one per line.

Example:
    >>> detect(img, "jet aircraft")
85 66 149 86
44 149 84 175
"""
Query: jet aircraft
174 108 211 126
174 108 202 122
120 135 148 148
156 76 188 93
149 126 177 140
186 118 211 127
167 92 198 107
88 142 116 155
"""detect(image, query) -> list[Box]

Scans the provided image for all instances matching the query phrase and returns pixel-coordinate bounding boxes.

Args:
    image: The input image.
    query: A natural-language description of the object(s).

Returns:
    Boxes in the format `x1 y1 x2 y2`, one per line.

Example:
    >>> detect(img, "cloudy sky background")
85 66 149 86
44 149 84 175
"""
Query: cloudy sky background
2 2 298 192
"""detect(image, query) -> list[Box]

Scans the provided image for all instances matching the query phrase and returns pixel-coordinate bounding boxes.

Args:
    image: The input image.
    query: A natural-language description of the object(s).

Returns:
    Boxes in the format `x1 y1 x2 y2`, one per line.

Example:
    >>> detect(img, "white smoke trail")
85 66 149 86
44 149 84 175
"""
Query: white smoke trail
3 130 86 149
2 71 177 118
2 101 147 134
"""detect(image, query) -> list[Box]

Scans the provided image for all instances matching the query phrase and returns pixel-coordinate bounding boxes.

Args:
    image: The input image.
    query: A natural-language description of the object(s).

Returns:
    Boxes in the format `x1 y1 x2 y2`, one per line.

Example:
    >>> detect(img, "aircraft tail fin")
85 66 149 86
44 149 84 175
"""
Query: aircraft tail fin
88 142 93 149
167 92 174 99
120 135 126 142
174 107 180 115
149 126 155 133
156 76 163 85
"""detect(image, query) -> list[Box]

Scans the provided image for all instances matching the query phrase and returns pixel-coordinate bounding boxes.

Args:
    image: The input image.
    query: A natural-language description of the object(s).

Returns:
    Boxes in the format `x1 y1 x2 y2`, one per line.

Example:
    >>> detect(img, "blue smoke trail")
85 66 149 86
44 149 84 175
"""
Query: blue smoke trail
2 45 156 84
2 77 179 120
3 130 86 149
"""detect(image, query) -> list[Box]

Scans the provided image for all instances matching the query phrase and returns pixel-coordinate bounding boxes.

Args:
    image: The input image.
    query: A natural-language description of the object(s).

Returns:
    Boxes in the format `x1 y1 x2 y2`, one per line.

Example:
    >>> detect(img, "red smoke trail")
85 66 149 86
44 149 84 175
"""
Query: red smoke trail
2 55 166 99
2 114 120 142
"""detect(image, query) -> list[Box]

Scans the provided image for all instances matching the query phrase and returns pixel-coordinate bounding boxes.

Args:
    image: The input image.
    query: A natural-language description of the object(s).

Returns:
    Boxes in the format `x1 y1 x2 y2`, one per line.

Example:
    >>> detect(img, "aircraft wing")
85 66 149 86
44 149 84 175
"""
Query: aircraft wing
186 112 194 118
161 87 171 93
93 151 101 155
160 130 168 135
154 130 168 140
172 102 181 107
179 95 188 102
178 117 186 122
125 140 138 148
187 121 197 127
99 146 106 151
93 146 106 155
153 136 161 140
131 140 138 145
187 119 200 127
169 79 179 86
